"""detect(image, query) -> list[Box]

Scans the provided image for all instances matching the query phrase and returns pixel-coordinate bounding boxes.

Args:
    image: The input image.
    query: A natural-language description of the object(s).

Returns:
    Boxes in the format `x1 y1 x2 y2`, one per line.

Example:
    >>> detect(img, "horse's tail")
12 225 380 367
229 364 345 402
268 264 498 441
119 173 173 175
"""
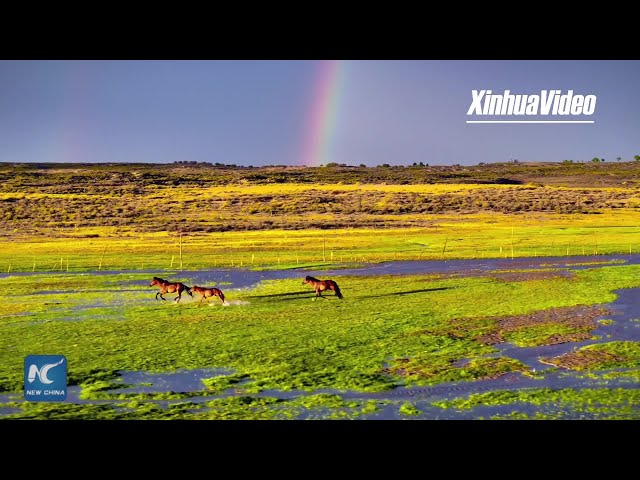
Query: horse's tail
183 284 193 296
332 281 343 299
218 290 226 305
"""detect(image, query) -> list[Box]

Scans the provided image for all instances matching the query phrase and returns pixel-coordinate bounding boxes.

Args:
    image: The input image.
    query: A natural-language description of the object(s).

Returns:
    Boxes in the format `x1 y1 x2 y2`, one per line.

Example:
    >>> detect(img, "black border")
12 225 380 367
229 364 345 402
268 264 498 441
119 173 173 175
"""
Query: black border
4 419 638 455
3 23 640 60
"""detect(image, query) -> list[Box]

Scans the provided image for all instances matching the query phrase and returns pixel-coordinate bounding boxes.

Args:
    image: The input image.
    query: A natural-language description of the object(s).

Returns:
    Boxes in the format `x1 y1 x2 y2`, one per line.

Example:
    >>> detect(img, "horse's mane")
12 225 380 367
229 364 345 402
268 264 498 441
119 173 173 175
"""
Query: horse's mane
305 276 321 282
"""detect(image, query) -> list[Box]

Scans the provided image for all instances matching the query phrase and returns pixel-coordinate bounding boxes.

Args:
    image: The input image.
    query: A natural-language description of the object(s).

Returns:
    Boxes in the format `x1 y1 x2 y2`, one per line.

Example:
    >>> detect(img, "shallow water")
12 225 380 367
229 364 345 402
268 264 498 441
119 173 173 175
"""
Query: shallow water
108 368 233 394
359 369 640 420
1 253 637 288
3 367 637 419
167 254 637 290
2 254 640 419
495 288 640 370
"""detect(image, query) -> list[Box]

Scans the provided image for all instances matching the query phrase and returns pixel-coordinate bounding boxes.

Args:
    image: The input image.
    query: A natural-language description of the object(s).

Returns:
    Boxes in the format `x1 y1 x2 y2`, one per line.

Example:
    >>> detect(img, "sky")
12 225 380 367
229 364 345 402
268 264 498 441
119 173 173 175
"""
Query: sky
0 60 639 166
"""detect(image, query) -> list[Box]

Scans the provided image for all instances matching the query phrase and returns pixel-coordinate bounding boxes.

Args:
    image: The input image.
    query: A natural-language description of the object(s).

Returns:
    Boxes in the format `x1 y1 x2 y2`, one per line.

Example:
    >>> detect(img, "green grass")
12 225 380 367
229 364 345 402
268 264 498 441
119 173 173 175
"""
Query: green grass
1 394 386 420
399 402 422 416
1 262 640 418
601 368 640 381
385 355 529 385
433 388 640 419
504 324 595 348
598 319 615 325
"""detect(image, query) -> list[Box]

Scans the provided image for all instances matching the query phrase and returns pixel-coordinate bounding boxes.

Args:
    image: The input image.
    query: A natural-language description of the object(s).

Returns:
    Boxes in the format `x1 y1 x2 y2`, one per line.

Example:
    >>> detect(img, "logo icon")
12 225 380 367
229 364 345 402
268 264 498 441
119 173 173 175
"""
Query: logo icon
24 355 67 402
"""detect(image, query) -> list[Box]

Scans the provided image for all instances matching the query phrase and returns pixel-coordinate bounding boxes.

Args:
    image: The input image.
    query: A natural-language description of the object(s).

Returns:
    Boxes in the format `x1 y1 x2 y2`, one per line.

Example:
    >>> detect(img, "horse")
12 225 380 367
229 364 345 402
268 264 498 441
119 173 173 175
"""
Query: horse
149 277 192 303
188 285 226 306
302 275 343 300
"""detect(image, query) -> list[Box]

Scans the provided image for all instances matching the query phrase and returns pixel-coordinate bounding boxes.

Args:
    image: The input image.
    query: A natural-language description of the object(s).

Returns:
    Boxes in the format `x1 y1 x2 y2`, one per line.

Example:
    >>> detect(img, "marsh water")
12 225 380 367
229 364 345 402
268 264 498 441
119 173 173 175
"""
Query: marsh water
2 253 639 289
2 253 639 419
131 253 640 291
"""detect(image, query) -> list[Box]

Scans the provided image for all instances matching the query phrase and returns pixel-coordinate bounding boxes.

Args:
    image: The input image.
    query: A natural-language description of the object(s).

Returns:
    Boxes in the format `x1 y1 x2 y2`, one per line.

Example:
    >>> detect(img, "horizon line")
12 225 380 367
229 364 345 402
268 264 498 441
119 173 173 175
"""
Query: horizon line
1 159 630 167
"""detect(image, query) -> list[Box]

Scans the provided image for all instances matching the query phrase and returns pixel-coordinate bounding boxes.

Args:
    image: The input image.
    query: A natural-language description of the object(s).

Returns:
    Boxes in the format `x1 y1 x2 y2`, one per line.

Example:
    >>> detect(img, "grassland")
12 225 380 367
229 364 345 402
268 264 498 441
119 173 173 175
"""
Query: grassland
1 262 639 419
2 162 640 272
2 211 640 272
2 161 640 419
433 388 640 419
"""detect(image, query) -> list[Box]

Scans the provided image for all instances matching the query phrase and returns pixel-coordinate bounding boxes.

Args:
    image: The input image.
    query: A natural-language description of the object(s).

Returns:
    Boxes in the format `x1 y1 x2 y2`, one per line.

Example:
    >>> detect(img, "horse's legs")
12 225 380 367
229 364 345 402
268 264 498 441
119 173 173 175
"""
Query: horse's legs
316 288 330 301
155 292 160 301
316 289 328 300
159 293 166 301
198 295 205 307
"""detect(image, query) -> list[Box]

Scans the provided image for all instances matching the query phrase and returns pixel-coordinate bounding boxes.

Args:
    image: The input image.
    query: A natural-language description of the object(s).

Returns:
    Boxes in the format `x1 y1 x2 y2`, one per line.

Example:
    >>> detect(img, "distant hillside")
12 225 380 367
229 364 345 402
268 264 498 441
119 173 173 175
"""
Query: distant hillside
1 160 640 190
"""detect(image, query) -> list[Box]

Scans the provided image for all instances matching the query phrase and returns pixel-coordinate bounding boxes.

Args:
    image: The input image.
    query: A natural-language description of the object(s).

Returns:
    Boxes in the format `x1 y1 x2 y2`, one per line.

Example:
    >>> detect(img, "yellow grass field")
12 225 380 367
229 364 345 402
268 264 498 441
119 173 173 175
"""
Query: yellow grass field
2 165 640 272
3 208 640 272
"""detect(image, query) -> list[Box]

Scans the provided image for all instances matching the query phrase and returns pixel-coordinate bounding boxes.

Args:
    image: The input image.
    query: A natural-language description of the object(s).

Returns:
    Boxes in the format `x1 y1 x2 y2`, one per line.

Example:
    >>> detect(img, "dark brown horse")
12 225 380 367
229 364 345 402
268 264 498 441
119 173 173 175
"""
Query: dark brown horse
302 275 343 299
149 277 192 303
188 285 226 306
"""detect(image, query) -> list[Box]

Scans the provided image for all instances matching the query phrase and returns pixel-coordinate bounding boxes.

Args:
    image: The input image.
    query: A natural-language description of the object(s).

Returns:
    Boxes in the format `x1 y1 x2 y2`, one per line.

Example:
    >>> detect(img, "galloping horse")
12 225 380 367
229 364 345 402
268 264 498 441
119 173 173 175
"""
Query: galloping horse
188 286 226 306
149 277 192 303
302 275 343 300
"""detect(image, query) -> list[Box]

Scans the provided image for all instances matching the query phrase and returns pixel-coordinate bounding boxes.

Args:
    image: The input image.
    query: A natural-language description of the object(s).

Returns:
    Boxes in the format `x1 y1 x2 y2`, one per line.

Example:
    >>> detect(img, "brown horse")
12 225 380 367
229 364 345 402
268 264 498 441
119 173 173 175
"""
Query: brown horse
149 277 192 303
302 275 343 299
188 285 226 306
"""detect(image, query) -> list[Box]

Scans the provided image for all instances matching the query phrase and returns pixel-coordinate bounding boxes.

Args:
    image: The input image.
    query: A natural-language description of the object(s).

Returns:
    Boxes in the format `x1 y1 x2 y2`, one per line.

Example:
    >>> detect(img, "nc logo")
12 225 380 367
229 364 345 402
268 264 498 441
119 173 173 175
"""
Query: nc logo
27 357 64 384
24 355 67 402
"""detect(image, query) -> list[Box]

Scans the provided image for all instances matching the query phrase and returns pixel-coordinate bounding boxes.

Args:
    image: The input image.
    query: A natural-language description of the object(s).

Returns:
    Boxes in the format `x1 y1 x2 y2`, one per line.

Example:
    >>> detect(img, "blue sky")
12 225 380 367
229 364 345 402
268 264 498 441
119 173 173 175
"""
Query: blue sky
1 60 638 166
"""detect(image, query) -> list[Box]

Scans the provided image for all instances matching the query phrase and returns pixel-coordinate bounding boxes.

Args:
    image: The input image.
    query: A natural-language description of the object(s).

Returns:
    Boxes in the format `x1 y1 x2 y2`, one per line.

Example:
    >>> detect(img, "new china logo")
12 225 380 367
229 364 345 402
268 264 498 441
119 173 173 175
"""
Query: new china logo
24 355 67 401
466 90 597 124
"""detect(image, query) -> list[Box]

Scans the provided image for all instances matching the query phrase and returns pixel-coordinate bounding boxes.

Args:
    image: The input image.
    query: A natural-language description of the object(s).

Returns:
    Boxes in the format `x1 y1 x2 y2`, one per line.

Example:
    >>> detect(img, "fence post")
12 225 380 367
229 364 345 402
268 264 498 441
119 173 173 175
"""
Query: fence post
99 246 107 270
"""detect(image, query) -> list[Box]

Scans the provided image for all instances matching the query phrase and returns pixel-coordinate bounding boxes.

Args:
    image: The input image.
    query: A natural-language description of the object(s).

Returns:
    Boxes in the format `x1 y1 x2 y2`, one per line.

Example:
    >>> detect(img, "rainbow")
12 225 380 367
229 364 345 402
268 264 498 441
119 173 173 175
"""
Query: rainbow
300 60 345 167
